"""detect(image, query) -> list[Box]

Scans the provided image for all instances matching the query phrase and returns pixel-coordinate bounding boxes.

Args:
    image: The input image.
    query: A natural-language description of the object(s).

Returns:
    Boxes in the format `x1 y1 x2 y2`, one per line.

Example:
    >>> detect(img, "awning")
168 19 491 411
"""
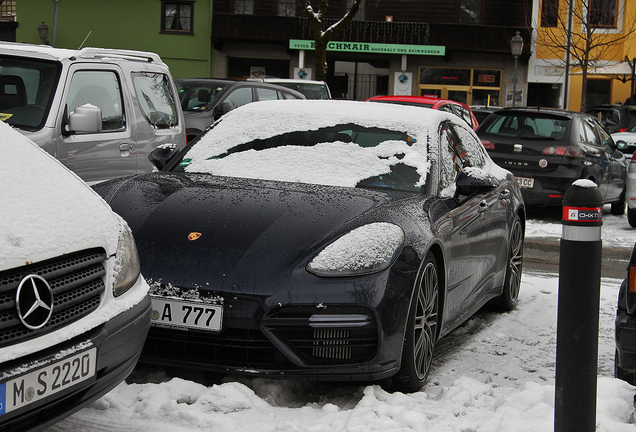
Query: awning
586 61 635 83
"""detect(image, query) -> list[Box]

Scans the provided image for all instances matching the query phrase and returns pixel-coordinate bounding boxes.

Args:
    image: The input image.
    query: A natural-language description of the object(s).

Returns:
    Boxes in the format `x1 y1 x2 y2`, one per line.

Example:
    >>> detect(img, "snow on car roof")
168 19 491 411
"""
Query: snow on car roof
184 100 449 187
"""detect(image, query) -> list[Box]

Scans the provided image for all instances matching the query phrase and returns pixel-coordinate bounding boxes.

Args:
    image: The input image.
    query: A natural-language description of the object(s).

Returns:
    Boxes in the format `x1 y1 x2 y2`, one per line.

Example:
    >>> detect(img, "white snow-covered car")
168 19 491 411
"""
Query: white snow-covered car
0 122 151 431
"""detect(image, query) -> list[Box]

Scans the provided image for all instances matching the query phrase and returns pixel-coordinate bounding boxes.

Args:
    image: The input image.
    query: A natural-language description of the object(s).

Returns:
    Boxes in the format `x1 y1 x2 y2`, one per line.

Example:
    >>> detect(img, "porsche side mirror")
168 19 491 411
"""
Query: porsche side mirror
149 145 179 171
455 169 497 197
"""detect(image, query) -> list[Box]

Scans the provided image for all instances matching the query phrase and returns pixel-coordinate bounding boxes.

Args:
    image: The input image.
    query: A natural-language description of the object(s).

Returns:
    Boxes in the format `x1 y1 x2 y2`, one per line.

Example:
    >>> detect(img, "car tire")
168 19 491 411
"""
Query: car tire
628 208 636 227
490 215 523 311
615 350 636 386
611 192 626 216
388 251 439 393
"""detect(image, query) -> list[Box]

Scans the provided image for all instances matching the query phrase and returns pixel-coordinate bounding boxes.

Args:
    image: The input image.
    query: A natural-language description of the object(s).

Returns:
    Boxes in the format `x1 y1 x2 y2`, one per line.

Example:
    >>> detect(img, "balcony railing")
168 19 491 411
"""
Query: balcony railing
212 14 529 54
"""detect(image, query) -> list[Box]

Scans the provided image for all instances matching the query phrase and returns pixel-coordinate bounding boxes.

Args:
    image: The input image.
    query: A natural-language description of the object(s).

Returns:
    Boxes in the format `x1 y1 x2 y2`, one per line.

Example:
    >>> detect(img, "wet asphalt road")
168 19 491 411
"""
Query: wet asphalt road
523 236 630 280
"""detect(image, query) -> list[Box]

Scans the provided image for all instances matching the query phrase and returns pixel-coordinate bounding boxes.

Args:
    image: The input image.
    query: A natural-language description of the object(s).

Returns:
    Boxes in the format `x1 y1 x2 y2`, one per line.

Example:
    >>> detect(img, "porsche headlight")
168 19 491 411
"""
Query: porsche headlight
112 224 141 297
307 223 404 277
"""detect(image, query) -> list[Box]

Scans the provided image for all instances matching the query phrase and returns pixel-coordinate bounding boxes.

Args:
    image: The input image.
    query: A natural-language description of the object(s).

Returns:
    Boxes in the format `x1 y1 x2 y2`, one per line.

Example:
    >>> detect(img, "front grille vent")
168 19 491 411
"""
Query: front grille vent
312 329 352 360
0 248 106 347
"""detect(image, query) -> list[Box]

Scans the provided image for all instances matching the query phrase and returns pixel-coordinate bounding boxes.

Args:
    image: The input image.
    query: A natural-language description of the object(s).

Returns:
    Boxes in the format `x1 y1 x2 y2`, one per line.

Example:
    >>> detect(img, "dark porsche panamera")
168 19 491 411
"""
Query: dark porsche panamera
93 100 525 392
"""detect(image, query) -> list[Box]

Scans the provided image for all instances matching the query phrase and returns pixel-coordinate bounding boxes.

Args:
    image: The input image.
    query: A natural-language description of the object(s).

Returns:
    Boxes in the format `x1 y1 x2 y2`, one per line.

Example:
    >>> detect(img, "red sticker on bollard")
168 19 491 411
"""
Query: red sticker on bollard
562 206 602 222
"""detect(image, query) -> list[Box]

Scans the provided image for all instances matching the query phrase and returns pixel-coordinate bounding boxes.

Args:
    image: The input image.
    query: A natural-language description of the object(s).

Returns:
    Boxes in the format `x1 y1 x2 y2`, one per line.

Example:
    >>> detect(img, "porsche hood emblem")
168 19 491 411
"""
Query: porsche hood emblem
188 232 202 241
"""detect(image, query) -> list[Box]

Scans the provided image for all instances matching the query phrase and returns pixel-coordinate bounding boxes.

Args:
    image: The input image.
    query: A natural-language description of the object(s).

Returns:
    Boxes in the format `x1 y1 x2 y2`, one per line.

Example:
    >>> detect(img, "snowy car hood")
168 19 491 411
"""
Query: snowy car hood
0 122 122 270
96 172 402 292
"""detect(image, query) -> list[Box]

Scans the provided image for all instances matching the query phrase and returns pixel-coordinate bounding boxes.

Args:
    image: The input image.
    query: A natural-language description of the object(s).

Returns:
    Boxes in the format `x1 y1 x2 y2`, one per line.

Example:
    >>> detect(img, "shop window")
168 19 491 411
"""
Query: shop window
278 0 296 16
234 0 254 14
541 0 559 27
460 0 482 24
589 0 617 27
420 68 471 86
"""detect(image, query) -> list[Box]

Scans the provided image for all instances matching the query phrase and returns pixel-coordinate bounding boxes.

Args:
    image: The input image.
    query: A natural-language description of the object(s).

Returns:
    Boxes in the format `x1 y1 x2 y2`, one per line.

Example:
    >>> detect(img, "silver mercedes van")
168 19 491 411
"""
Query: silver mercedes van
0 43 187 183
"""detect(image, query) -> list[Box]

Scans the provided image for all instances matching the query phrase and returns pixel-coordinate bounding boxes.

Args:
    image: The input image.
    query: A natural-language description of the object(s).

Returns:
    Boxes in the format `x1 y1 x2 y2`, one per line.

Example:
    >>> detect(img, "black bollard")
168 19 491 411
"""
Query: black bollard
554 181 603 432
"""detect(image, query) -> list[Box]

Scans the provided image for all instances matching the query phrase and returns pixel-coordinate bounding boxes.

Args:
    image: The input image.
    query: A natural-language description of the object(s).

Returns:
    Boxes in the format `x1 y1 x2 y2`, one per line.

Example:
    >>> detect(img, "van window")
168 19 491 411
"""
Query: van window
0 56 61 131
68 71 125 131
132 72 179 129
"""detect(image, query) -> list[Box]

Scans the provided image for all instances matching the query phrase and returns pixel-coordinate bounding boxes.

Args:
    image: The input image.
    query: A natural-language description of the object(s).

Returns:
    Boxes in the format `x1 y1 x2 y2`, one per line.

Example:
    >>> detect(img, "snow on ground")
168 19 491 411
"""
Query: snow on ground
44 209 636 432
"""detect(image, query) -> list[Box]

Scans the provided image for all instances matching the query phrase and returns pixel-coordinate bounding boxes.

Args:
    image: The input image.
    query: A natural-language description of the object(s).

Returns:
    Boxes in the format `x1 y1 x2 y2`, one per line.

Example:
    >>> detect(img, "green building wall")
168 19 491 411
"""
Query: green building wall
17 0 213 79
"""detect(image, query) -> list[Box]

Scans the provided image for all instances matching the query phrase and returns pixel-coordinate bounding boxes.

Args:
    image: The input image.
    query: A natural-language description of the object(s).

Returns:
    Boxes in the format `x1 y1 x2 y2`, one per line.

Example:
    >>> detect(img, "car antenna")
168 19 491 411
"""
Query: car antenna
69 30 92 60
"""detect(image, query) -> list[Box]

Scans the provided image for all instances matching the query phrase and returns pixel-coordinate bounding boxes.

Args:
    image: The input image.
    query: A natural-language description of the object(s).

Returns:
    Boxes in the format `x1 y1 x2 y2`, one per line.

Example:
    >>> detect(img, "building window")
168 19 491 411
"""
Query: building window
0 0 16 21
541 0 559 27
278 0 295 16
162 2 194 33
460 0 482 24
346 0 366 21
589 0 617 27
234 0 254 14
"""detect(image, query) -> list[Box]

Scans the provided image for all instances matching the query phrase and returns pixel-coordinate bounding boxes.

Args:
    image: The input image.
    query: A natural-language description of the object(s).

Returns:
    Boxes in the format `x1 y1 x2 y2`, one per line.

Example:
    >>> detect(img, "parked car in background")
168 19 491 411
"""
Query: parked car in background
247 77 332 99
470 105 503 124
93 100 525 393
611 124 636 155
0 121 151 431
0 42 187 184
615 242 636 385
476 107 627 212
625 153 636 226
175 78 305 142
366 95 479 130
586 104 636 134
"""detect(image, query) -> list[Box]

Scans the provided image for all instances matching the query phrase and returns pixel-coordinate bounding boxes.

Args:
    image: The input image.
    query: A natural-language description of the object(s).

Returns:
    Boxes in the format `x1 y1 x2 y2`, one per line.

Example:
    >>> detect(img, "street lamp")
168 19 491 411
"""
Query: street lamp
38 21 49 45
511 31 524 107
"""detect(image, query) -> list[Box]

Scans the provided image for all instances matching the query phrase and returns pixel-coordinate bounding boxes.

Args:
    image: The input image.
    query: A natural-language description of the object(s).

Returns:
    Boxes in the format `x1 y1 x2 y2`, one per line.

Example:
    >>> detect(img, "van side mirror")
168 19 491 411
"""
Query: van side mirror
68 104 102 133
455 168 497 197
149 144 179 171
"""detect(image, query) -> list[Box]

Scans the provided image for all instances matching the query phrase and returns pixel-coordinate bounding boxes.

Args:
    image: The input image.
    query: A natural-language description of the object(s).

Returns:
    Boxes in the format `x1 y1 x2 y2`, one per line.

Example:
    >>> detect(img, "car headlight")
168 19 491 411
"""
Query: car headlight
112 224 141 297
306 223 404 277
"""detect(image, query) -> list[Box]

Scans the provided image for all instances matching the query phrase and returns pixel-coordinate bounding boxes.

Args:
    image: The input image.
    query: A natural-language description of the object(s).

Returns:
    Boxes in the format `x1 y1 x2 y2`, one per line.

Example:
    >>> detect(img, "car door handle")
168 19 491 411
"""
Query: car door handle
478 199 489 212
499 189 511 199
119 143 131 157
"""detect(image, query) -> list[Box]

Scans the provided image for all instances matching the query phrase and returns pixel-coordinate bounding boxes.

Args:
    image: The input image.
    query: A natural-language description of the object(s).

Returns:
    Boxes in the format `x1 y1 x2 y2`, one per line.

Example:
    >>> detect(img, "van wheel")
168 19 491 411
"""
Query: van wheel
615 350 636 386
388 252 439 393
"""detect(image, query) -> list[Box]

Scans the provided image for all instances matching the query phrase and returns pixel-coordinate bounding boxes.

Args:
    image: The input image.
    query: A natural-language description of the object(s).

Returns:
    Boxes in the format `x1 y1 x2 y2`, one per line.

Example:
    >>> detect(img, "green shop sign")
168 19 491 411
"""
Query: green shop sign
289 39 445 56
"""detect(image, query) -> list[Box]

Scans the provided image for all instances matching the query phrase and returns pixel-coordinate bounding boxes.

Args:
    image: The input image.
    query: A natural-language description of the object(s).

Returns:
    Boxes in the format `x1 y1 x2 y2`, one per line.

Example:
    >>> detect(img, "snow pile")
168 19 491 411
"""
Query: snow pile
45 273 636 431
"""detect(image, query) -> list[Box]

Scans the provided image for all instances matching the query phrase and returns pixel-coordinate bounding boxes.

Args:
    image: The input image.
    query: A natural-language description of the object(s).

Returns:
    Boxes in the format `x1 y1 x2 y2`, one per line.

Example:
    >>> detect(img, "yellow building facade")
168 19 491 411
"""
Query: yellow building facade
530 0 636 111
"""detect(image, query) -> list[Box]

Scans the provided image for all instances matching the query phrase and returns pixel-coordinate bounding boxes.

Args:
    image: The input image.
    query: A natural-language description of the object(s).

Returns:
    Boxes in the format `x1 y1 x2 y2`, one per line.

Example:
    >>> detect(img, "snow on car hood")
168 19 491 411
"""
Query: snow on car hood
0 122 122 270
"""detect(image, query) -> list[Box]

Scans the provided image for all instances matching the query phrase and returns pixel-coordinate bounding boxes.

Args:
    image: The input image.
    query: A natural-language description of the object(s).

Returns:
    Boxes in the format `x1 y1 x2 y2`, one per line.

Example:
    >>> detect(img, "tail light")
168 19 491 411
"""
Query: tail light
542 146 582 157
481 140 495 150
631 153 636 164
630 265 636 294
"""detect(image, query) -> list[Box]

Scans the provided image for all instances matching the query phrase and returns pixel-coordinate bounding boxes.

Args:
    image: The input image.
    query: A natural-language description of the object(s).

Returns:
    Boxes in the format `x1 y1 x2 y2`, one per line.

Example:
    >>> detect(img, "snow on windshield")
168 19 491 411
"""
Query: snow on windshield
183 100 444 189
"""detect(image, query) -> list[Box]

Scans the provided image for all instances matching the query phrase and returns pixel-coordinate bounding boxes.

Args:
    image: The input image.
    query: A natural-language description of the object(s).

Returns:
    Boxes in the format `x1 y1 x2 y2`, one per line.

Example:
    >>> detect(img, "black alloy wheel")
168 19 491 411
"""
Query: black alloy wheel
389 251 439 393
492 215 524 311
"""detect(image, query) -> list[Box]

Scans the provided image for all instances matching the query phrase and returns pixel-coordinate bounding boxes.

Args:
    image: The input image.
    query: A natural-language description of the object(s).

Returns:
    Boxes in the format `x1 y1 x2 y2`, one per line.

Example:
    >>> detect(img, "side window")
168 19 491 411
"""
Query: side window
439 123 467 192
225 87 253 109
67 70 124 131
581 118 600 146
161 1 194 34
453 105 475 129
454 123 486 168
131 72 179 129
256 87 279 101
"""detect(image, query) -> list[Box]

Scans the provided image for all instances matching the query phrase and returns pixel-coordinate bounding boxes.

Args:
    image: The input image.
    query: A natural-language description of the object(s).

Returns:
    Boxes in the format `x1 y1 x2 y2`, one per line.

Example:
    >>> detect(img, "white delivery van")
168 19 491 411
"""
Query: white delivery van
0 42 187 183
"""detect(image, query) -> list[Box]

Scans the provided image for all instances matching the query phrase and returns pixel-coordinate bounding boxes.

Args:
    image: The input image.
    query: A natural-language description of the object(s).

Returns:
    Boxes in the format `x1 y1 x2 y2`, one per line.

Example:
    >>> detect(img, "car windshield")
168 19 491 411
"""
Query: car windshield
172 101 436 193
0 56 61 131
482 112 571 140
177 81 229 111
